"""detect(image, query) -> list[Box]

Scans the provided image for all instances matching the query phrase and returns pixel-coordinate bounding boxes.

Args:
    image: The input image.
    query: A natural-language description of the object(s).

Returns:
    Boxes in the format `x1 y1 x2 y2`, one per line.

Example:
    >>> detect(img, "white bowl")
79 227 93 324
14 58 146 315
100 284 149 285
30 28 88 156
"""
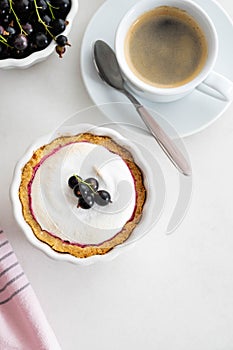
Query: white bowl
10 124 158 265
0 0 79 69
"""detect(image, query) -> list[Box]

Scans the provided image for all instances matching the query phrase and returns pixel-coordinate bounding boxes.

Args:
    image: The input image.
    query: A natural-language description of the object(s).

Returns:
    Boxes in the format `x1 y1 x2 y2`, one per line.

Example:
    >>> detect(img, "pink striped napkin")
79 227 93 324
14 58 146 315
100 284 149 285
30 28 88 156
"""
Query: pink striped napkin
0 229 61 350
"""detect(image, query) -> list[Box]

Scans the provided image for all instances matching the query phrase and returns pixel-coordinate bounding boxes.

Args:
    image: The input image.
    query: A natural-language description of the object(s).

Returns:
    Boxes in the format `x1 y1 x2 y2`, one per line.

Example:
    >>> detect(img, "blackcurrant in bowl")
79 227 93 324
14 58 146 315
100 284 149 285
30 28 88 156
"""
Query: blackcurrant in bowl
0 0 78 68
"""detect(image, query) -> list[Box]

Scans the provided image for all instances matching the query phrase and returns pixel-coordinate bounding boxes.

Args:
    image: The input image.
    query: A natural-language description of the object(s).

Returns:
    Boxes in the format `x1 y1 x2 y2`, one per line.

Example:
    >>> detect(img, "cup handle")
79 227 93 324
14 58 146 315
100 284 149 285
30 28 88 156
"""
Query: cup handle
196 71 233 101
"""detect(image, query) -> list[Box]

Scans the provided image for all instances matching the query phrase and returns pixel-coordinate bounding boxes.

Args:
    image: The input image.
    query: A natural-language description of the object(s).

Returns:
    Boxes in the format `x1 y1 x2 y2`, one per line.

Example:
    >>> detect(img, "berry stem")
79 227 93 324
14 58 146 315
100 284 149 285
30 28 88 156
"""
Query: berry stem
8 0 27 36
74 174 97 194
46 1 59 20
0 35 7 43
33 0 55 39
0 35 13 48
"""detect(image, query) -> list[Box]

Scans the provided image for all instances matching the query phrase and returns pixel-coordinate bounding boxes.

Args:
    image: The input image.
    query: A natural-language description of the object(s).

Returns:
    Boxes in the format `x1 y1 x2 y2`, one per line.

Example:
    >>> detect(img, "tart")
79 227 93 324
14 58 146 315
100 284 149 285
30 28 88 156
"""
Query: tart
19 132 146 258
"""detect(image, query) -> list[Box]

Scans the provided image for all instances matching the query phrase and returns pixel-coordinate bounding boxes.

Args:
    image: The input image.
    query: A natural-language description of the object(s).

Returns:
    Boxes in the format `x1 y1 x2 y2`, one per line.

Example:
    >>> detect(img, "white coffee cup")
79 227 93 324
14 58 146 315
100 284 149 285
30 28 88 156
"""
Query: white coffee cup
115 0 233 103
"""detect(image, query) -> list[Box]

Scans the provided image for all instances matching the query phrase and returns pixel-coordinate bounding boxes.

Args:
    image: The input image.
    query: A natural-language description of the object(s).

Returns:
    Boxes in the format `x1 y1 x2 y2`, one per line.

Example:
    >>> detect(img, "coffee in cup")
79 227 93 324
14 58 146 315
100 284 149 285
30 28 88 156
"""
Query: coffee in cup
125 6 208 88
115 0 233 102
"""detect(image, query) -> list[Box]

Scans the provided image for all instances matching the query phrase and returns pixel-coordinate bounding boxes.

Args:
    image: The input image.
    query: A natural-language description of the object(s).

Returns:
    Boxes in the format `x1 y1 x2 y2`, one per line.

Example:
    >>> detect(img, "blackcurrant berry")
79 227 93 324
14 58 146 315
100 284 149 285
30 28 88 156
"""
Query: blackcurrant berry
79 183 92 198
0 0 9 10
14 0 30 14
22 23 33 35
41 14 51 26
36 0 48 12
52 0 71 14
94 190 112 206
13 34 28 51
85 178 99 192
78 194 94 210
34 32 49 48
73 184 81 198
51 18 66 35
68 175 81 189
56 34 70 46
73 183 91 198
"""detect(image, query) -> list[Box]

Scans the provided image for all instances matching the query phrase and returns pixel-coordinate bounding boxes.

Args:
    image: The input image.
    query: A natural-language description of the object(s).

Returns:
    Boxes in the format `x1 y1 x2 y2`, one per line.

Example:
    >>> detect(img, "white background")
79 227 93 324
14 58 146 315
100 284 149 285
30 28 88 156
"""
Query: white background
1 0 233 349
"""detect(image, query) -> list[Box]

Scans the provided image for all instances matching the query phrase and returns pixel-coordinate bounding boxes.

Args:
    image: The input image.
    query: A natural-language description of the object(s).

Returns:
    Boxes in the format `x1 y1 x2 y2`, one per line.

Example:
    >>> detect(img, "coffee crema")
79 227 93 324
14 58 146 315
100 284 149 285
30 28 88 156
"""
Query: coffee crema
125 6 208 88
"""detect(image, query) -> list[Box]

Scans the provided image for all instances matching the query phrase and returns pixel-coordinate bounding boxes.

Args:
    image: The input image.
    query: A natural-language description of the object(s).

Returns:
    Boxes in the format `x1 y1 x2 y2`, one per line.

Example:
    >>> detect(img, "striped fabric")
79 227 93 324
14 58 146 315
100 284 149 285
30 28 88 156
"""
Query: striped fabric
0 231 29 306
0 230 61 350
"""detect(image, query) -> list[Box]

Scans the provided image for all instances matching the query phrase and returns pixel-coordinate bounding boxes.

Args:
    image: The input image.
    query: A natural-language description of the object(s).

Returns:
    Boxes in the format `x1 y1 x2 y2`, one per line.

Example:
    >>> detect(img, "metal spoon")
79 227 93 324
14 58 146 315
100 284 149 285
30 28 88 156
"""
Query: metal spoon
93 40 191 176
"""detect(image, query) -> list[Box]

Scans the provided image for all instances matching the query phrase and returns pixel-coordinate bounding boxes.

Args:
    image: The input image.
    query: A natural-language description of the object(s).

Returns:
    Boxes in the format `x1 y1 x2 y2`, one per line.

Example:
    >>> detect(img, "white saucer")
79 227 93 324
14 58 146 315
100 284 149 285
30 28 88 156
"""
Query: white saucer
80 0 233 137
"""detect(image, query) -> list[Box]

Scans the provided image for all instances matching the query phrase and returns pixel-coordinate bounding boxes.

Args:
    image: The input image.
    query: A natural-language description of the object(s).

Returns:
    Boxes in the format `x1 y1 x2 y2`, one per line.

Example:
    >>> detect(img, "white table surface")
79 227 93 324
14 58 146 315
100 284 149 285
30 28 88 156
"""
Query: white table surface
1 1 233 349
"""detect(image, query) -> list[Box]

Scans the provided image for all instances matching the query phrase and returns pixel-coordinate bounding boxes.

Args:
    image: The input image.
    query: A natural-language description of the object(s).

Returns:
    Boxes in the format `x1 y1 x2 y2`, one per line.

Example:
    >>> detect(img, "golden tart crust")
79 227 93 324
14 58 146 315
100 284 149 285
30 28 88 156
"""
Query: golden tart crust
19 133 146 258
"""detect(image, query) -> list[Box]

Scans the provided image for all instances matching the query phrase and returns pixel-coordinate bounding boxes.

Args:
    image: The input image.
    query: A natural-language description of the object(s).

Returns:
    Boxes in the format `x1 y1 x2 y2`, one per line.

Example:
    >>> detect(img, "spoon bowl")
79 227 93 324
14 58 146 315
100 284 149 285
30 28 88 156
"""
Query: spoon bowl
94 40 125 91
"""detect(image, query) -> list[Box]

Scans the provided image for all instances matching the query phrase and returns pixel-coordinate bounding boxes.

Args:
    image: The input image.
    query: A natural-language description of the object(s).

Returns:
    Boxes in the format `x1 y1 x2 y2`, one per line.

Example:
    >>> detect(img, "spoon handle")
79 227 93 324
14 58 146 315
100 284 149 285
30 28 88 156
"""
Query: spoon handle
136 105 191 176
